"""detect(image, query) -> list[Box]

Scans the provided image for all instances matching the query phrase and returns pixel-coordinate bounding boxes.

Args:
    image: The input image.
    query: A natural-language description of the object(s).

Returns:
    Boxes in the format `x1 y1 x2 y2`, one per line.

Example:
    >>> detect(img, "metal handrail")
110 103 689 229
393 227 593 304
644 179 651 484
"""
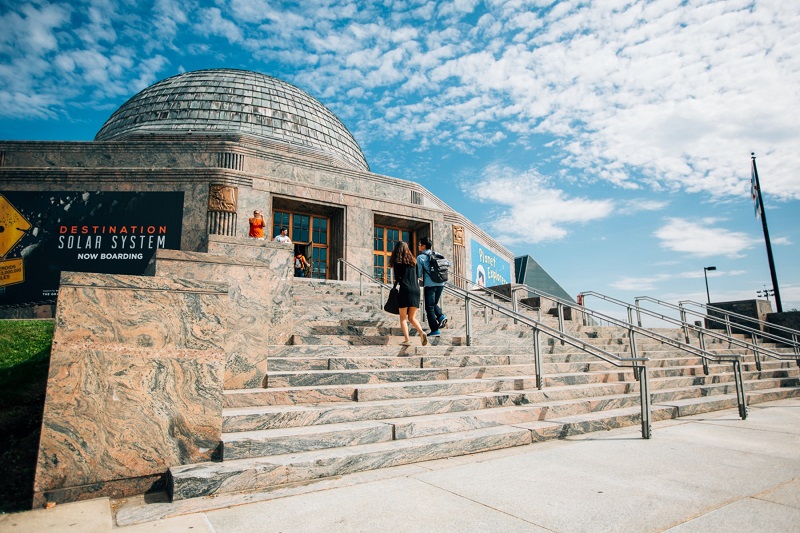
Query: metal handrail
677 299 800 356
636 296 800 358
447 271 542 322
338 258 655 438
585 291 799 374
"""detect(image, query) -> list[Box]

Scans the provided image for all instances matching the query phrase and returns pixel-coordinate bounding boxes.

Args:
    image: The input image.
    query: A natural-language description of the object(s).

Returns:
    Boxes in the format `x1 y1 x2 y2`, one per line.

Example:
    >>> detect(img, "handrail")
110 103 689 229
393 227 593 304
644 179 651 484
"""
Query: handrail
447 271 542 322
678 299 800 356
636 296 800 358
522 287 747 370
338 258 656 438
584 292 799 374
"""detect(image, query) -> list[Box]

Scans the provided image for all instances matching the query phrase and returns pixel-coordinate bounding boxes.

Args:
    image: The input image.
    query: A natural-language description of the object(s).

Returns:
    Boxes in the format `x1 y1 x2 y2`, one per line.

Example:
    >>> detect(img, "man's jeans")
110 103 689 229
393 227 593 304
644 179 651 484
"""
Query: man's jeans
423 285 444 331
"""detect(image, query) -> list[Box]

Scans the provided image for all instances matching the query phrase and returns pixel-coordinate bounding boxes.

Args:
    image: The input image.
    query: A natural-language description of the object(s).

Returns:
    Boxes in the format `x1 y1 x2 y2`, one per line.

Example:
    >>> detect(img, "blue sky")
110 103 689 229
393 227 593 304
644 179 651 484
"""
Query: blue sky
1 0 798 319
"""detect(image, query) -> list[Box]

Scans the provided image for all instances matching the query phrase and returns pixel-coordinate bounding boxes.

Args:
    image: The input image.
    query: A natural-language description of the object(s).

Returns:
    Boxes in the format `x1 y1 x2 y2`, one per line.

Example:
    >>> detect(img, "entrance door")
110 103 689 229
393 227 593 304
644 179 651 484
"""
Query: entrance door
373 225 413 283
274 211 330 279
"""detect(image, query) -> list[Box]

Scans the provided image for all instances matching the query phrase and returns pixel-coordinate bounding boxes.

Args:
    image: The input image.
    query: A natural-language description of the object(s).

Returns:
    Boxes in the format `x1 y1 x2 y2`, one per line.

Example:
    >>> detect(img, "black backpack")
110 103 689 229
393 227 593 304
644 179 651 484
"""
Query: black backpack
427 252 451 283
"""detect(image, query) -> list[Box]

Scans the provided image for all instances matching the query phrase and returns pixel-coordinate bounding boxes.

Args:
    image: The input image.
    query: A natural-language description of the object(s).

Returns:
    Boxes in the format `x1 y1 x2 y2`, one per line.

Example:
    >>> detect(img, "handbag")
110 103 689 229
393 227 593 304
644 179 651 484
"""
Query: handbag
383 283 400 315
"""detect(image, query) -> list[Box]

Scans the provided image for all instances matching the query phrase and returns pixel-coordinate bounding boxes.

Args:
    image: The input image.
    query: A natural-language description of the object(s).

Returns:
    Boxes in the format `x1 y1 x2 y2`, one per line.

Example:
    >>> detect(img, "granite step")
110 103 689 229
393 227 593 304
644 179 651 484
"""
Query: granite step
222 395 487 432
169 425 532 500
222 420 394 460
265 367 448 387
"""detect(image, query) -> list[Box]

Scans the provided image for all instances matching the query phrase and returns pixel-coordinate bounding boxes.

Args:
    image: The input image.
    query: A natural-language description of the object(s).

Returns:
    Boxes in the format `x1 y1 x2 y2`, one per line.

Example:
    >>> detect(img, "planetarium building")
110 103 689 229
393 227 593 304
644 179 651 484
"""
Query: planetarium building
0 68 514 310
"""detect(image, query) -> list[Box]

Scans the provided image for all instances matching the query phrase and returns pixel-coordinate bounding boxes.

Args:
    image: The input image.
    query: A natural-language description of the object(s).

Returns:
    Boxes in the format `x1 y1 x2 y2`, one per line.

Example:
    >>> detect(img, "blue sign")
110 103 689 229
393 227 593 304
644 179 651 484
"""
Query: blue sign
470 241 511 288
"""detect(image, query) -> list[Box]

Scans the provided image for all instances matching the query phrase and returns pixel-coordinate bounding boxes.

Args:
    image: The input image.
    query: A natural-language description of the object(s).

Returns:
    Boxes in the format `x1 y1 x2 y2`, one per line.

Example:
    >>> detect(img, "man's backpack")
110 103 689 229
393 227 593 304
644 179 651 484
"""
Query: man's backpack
428 252 451 283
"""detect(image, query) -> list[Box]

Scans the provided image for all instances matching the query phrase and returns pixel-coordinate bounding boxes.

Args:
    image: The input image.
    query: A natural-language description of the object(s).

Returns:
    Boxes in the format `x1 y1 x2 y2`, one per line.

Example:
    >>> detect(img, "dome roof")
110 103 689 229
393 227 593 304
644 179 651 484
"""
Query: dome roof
95 69 369 172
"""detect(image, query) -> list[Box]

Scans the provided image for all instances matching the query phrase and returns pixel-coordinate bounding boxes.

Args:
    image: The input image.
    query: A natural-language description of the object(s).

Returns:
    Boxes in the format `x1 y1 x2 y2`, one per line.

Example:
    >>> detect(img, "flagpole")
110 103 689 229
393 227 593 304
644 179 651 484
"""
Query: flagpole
751 153 783 312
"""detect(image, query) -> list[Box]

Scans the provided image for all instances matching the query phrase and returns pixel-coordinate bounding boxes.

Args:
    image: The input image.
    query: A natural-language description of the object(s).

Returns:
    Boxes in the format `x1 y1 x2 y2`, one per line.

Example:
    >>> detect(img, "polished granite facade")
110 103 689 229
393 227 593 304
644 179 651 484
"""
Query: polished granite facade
33 272 229 506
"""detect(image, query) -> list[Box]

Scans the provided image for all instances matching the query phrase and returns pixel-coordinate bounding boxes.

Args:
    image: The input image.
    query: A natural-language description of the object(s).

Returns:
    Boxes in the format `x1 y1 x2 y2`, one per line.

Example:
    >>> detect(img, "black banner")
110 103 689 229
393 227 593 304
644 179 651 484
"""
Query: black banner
0 191 184 307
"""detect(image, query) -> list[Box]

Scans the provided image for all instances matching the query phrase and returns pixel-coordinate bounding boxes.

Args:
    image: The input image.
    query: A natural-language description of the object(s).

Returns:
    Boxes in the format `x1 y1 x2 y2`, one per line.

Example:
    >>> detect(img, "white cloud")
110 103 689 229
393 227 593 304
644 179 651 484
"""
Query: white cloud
654 217 760 257
196 8 243 44
463 163 614 244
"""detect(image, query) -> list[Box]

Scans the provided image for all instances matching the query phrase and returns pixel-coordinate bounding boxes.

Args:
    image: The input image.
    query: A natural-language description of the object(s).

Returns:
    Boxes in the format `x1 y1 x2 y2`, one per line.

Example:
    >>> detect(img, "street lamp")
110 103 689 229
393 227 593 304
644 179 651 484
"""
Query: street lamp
703 266 717 303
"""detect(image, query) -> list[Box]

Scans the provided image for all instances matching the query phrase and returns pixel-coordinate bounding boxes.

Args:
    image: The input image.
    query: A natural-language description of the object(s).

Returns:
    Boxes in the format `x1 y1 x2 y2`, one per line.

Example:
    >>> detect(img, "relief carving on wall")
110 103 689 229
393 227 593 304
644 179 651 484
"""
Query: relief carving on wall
207 185 238 213
453 225 465 246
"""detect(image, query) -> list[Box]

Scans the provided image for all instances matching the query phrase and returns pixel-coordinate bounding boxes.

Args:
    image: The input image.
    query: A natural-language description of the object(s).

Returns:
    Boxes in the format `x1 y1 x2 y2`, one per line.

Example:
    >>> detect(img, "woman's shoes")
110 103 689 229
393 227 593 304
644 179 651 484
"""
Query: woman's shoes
421 332 428 346
400 340 412 346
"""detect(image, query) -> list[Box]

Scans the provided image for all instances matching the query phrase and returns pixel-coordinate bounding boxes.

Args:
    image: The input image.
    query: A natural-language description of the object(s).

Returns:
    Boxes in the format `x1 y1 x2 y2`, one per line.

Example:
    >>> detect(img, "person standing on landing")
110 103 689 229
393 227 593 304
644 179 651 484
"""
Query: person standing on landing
417 237 447 337
390 241 428 347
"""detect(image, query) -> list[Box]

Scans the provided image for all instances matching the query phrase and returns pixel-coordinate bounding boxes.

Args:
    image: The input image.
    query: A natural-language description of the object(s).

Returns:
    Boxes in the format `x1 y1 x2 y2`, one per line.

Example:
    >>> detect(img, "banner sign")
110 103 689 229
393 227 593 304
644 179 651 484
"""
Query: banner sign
470 241 511 288
0 191 184 306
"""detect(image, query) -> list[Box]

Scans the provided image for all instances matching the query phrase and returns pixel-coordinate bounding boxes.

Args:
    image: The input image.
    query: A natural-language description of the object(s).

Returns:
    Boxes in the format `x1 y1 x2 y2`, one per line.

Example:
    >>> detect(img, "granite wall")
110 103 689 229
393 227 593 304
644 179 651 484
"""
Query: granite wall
33 272 229 506
153 235 294 389
706 299 772 333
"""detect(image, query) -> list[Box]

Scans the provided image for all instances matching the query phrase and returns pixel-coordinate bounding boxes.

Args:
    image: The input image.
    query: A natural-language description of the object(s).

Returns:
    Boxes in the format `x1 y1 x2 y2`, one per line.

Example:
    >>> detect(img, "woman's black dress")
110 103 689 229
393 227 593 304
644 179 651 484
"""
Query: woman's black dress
393 263 421 308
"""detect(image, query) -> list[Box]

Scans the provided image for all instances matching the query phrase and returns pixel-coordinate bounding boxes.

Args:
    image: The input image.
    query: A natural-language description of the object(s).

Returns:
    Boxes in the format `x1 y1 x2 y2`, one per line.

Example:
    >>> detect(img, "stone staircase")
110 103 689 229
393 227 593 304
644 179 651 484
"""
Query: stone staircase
167 279 800 501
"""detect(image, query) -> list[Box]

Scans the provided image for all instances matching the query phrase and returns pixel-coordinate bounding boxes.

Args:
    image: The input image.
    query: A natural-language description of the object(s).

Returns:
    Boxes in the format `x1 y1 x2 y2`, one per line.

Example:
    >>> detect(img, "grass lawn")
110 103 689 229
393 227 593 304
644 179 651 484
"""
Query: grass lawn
0 320 54 513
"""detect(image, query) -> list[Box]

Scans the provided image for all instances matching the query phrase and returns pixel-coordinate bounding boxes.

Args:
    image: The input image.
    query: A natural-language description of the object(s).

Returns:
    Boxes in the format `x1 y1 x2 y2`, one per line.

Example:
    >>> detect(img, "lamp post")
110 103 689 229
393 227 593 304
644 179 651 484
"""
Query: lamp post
703 266 717 304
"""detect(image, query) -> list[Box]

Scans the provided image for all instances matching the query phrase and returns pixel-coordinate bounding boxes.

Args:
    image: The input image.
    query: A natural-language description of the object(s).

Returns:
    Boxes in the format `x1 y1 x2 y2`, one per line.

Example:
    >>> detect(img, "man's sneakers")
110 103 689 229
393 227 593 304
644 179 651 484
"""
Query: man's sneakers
428 330 441 337
439 316 448 329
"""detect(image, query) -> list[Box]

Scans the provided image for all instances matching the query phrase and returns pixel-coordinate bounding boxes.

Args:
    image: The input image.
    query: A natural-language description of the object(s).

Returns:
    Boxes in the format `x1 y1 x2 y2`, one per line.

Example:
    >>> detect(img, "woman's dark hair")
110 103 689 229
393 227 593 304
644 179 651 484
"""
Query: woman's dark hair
389 241 416 267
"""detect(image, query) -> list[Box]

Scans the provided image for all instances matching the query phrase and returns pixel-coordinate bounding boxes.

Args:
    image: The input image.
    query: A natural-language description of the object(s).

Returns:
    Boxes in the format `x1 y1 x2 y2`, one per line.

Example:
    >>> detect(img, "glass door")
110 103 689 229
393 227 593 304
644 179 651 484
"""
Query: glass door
274 211 329 279
373 225 412 283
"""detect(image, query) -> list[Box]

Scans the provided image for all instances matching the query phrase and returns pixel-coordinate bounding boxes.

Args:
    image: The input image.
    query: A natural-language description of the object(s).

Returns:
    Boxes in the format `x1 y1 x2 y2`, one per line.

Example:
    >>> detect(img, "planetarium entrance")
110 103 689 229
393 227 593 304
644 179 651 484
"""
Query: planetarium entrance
272 198 344 280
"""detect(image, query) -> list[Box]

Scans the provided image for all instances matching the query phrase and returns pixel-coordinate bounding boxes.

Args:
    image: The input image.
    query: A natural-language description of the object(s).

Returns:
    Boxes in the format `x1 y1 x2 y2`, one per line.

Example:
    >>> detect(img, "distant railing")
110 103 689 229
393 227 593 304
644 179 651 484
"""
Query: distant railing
583 291 798 375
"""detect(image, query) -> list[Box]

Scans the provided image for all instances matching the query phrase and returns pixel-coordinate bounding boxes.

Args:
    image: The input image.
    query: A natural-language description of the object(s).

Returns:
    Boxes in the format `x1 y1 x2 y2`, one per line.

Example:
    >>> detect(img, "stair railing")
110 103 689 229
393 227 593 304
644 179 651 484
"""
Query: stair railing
448 272 542 323
627 296 800 371
338 258 655 438
441 282 656 438
634 297 800 370
336 258 392 302
516 288 749 421
675 299 800 357
581 291 789 413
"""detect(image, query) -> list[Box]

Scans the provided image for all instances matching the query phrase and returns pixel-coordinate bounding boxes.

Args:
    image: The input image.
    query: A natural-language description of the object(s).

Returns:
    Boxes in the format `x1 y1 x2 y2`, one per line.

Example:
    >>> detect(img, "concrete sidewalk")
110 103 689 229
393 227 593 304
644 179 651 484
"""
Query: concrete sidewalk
3 398 799 532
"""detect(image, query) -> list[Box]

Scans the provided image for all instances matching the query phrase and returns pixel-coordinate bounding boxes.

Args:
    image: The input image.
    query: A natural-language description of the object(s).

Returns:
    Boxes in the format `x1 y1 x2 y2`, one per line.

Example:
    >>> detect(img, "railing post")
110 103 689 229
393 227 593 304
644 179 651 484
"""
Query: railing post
679 303 690 344
465 293 473 346
634 298 643 327
697 329 709 375
724 313 732 337
751 333 762 372
337 259 342 281
512 289 519 325
733 359 748 420
628 325 640 381
639 364 652 439
557 302 565 346
359 273 363 296
533 327 543 390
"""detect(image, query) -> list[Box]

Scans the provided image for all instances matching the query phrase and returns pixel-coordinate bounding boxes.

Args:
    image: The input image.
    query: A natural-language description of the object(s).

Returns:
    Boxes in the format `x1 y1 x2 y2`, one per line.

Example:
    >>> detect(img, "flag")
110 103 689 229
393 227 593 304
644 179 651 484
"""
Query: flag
751 159 761 219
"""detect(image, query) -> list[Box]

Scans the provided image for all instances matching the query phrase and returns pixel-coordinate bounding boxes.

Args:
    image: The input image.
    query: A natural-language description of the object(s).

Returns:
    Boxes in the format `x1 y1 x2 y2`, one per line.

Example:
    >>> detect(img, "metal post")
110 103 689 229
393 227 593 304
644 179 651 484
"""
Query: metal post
733 359 748 420
359 273 363 296
629 326 640 381
752 153 784 312
639 364 652 439
557 302 565 345
533 328 543 390
634 298 643 327
512 289 519 325
697 330 709 375
337 259 342 281
724 313 732 337
750 333 762 372
465 293 473 346
679 303 690 344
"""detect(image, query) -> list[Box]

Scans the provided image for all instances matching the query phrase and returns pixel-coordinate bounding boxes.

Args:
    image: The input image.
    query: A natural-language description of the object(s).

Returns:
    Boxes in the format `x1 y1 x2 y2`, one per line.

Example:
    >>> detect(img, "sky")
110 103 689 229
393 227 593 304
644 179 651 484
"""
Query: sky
1 0 798 322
